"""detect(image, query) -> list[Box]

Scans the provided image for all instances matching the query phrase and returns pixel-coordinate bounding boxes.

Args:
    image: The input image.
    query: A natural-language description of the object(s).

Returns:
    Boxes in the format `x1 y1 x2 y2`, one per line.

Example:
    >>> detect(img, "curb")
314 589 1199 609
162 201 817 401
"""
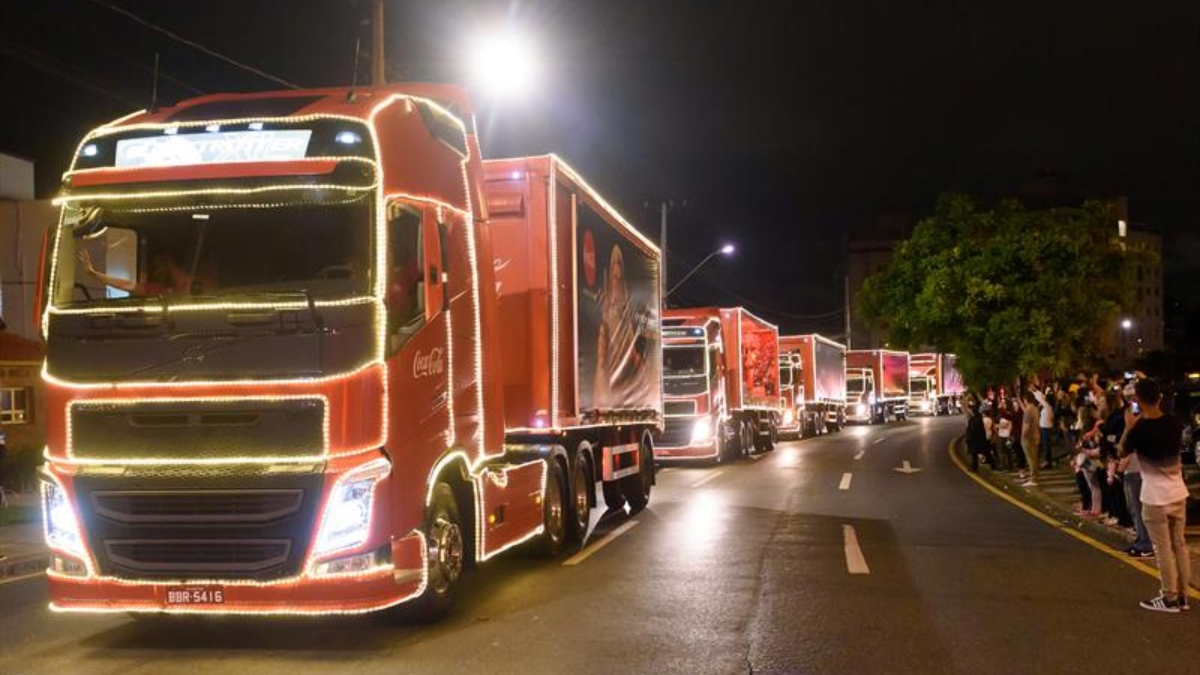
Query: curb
0 554 48 581
951 437 1132 551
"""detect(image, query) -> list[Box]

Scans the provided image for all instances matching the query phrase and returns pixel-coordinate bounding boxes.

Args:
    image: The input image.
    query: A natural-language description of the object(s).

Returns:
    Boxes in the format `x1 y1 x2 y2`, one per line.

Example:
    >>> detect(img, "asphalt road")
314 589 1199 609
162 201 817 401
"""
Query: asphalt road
1 417 1194 675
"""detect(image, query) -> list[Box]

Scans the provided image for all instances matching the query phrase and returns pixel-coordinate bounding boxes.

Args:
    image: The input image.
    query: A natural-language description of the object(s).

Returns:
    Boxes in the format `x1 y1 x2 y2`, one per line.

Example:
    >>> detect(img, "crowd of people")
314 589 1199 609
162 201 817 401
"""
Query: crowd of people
963 373 1194 613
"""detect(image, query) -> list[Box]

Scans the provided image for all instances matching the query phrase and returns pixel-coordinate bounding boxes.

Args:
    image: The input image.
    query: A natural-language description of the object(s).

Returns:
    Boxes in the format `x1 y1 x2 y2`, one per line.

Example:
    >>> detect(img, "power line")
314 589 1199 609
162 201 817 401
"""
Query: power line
83 0 300 90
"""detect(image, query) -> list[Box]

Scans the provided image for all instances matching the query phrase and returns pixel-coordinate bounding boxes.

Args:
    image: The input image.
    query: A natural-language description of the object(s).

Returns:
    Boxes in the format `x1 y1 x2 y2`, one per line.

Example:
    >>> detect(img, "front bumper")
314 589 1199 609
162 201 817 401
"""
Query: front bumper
47 532 427 615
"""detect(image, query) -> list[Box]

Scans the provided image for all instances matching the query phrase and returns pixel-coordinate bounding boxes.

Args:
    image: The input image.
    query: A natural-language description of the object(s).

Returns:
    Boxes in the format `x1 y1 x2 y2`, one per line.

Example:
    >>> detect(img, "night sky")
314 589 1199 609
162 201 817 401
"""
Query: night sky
2 0 1197 335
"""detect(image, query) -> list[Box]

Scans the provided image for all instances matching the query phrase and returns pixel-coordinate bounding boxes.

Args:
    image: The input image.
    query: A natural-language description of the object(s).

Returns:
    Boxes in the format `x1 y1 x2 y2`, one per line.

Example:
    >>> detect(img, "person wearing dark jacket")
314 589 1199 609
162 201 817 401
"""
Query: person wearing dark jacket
966 403 993 471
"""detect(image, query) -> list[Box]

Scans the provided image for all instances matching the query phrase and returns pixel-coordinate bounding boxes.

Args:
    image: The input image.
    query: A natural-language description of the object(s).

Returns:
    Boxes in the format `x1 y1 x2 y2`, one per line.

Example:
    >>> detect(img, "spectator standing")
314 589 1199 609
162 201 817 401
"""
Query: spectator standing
966 403 993 471
1033 387 1057 468
1020 391 1041 486
1121 378 1190 613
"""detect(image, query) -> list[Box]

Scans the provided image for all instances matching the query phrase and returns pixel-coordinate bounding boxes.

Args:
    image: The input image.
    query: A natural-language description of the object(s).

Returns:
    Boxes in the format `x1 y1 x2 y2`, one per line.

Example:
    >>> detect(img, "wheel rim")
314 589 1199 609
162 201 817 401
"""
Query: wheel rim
546 470 565 544
427 516 464 593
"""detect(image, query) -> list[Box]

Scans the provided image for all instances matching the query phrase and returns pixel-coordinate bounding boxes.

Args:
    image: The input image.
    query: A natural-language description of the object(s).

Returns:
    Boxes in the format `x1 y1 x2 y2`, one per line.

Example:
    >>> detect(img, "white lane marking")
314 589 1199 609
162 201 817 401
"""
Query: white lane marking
839 472 853 490
853 450 865 460
873 437 887 444
563 520 640 566
0 570 46 586
843 525 870 574
691 468 727 488
893 460 923 474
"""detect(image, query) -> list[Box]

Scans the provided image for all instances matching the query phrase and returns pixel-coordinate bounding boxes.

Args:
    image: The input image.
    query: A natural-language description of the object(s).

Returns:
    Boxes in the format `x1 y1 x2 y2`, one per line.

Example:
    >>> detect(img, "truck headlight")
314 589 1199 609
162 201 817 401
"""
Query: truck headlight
691 417 714 445
854 404 866 416
314 458 391 557
783 408 795 425
42 480 85 557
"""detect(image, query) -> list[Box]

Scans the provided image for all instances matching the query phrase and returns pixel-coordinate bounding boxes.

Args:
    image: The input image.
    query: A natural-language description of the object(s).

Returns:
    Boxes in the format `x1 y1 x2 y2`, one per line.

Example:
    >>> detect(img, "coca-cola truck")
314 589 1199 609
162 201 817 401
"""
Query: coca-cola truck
37 85 660 619
845 349 910 424
779 334 847 436
656 307 780 462
908 352 964 415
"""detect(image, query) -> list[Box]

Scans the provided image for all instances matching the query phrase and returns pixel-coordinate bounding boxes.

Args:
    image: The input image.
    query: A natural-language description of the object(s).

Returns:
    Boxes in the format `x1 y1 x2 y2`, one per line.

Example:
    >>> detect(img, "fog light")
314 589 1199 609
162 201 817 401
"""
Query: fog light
51 554 88 577
313 548 388 576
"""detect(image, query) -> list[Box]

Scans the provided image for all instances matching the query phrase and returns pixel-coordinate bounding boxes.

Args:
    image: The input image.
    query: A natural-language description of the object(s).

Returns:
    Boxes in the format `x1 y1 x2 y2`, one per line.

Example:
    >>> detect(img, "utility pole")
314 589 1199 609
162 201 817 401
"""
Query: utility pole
844 273 852 349
371 0 386 85
660 202 669 301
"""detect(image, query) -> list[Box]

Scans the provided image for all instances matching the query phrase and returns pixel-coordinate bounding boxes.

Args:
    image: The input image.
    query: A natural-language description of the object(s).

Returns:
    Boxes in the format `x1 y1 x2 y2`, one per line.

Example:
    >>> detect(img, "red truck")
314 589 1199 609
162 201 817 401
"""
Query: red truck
37 85 660 619
845 349 910 424
779 334 848 437
656 307 780 462
908 353 965 415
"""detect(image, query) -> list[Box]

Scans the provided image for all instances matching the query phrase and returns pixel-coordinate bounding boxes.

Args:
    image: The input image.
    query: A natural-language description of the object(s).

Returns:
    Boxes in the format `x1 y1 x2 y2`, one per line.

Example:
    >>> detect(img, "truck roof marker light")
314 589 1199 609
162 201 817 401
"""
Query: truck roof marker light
248 122 264 131
335 130 362 145
205 124 221 133
81 144 99 158
163 126 179 135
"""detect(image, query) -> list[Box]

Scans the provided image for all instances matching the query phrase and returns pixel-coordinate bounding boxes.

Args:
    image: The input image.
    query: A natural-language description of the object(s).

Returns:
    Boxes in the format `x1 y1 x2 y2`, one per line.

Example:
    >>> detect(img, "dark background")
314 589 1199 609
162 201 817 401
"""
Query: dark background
2 0 1197 337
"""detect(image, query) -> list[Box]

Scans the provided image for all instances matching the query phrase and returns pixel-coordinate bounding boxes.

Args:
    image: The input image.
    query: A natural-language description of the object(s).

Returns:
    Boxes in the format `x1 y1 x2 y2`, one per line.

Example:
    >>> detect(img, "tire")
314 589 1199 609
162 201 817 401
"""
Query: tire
412 482 465 621
534 460 568 556
622 433 654 513
568 451 592 542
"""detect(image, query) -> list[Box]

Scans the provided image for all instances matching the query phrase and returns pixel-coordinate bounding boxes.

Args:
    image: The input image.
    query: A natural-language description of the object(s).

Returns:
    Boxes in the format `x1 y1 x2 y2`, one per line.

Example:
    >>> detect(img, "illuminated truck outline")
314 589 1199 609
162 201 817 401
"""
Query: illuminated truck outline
38 85 659 618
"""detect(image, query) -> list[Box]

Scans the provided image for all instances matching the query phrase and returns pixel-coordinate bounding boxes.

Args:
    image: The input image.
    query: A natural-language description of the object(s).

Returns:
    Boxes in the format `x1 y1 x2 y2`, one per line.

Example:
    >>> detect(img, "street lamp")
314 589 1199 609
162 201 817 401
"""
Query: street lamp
1121 318 1133 330
666 244 735 297
467 32 540 99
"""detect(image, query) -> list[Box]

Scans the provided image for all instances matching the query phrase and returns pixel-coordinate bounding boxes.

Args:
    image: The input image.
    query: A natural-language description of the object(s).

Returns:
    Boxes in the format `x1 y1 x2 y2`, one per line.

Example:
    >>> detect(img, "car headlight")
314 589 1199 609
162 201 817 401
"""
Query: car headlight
855 404 866 415
783 408 795 425
691 417 714 445
43 480 86 557
313 458 391 557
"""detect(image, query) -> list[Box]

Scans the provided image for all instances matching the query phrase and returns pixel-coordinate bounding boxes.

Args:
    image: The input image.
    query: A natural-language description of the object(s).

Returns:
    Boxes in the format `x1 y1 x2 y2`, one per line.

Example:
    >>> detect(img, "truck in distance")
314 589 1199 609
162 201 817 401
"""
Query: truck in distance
656 307 781 462
845 349 910 424
38 85 660 619
908 352 965 415
779 334 848 436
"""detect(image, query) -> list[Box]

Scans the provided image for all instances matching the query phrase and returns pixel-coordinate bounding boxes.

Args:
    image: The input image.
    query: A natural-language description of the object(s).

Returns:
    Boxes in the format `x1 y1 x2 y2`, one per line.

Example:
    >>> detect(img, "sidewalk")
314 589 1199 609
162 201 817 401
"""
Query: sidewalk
958 439 1200 591
0 491 48 580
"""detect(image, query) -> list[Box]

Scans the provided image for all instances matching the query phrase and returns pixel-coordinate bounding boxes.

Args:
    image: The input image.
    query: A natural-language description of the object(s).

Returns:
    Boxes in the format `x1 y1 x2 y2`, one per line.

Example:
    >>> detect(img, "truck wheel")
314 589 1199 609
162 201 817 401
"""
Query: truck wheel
602 481 626 510
534 460 568 556
568 451 592 542
622 434 653 513
414 482 465 620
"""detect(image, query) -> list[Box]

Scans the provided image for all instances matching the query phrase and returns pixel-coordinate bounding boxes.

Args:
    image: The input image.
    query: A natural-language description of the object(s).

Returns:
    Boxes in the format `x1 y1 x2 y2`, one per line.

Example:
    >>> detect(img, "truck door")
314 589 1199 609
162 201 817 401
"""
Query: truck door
385 202 453 530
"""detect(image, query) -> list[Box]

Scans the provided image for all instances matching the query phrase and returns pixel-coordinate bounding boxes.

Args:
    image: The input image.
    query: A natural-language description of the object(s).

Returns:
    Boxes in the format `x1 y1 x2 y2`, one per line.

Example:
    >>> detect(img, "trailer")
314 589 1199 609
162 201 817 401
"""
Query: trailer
656 307 781 462
37 85 660 619
909 353 964 415
779 334 848 436
845 349 910 424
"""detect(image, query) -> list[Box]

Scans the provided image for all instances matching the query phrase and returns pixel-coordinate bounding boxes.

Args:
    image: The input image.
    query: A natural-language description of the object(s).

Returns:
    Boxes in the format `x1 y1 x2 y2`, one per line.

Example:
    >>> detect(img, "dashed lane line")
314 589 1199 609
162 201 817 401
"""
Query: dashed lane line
843 525 870 574
839 473 853 491
854 450 865 460
562 520 640 566
690 468 727 488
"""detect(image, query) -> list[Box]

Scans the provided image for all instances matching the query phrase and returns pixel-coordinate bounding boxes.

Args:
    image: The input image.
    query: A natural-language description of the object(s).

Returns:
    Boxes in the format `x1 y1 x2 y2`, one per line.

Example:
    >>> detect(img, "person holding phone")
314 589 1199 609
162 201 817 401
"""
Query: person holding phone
1119 378 1190 612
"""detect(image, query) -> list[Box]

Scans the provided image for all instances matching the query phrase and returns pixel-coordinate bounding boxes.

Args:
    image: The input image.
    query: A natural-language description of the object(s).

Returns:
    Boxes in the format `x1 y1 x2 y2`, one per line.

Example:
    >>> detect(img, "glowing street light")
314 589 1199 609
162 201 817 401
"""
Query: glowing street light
666 244 735 297
468 32 540 99
1121 318 1133 330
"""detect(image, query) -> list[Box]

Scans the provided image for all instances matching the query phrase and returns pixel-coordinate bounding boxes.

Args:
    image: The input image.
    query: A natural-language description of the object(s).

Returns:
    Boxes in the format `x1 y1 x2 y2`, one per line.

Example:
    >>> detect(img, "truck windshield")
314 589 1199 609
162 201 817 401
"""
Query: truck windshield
779 362 793 387
846 375 866 396
910 378 929 393
53 191 373 307
663 346 706 396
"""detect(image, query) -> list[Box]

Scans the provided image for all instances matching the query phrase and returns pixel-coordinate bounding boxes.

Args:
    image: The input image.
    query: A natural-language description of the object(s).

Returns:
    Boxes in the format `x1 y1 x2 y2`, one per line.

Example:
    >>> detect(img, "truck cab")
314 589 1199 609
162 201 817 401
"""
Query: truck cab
777 353 805 438
845 367 876 423
657 318 734 461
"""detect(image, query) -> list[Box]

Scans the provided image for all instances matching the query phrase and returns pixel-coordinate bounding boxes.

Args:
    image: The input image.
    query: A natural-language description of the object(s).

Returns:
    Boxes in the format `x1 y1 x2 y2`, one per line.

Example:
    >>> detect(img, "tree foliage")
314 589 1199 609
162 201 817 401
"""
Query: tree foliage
857 194 1141 388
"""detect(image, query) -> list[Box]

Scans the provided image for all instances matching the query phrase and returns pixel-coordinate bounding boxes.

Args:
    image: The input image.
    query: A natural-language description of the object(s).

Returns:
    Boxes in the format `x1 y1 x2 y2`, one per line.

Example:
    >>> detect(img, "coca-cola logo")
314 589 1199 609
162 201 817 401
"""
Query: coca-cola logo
413 347 445 379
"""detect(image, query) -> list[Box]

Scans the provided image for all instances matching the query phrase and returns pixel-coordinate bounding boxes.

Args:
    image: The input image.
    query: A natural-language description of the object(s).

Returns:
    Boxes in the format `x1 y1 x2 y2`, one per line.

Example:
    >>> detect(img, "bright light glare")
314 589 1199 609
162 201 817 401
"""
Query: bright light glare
1121 319 1133 330
470 33 539 97
720 244 735 255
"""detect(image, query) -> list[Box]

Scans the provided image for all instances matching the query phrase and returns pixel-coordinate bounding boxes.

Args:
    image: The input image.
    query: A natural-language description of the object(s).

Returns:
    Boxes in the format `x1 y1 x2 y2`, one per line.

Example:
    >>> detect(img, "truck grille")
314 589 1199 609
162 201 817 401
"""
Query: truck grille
657 416 695 448
70 398 324 460
91 490 304 524
105 540 291 575
74 470 323 581
664 400 697 416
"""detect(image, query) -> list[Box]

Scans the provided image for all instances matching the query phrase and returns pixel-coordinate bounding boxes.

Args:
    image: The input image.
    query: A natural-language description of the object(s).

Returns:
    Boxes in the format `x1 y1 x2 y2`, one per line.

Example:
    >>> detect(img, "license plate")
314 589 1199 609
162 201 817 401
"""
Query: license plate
165 585 225 606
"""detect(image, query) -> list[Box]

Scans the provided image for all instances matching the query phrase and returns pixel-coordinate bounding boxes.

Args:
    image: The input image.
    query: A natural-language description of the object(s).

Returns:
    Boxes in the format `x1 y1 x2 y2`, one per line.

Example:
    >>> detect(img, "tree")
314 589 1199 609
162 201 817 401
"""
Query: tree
857 194 1141 389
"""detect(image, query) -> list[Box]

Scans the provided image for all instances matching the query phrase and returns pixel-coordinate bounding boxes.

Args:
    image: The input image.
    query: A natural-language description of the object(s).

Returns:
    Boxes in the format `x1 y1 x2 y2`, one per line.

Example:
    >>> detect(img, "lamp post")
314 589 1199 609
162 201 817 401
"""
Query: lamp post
665 244 735 298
